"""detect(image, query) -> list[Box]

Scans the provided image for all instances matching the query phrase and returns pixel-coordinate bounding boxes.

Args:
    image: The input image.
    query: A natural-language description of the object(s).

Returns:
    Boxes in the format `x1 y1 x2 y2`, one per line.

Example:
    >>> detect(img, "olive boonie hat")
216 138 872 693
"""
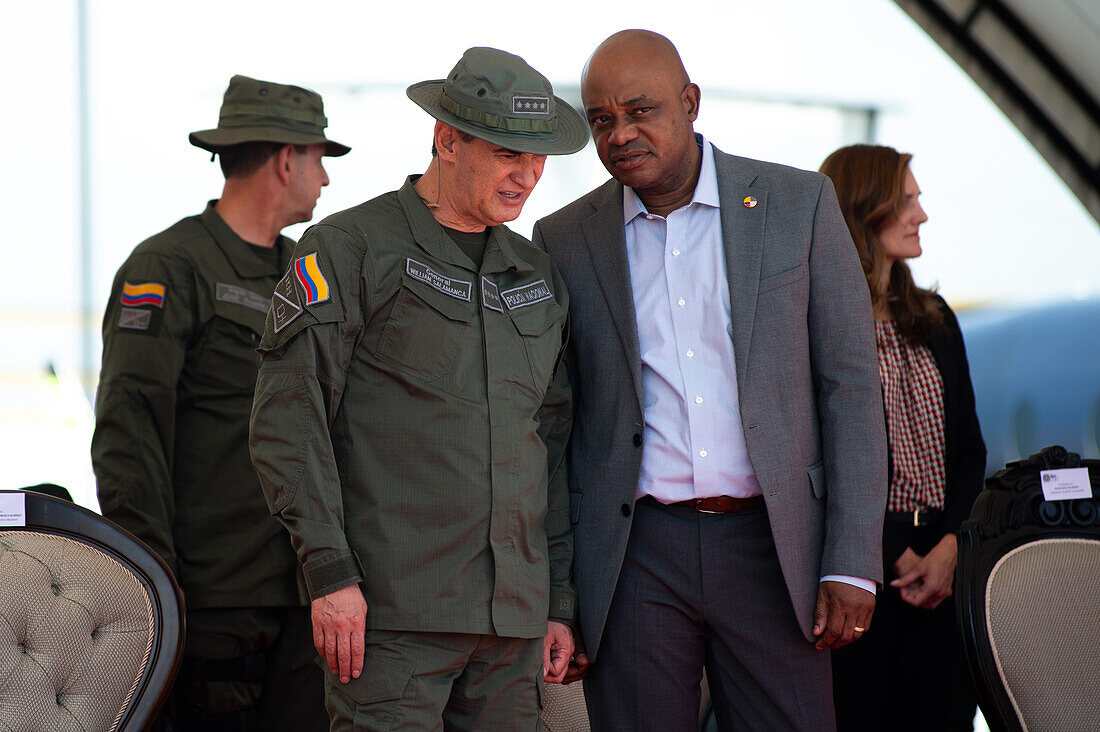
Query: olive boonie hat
407 47 587 156
190 75 350 157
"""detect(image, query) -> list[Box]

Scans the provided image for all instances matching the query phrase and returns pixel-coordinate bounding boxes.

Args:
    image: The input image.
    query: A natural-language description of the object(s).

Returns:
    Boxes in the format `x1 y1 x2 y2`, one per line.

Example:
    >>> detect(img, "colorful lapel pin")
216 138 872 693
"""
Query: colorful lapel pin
743 196 758 208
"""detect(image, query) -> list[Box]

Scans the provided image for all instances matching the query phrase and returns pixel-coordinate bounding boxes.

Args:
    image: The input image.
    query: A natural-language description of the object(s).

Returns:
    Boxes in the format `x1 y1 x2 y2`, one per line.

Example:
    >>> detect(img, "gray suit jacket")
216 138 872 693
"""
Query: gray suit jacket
532 145 887 659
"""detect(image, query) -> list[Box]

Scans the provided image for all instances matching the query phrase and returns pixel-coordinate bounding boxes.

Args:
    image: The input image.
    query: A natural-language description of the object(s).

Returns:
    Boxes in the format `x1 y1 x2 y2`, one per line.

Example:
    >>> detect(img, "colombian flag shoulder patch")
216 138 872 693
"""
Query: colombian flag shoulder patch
120 281 166 308
294 253 330 305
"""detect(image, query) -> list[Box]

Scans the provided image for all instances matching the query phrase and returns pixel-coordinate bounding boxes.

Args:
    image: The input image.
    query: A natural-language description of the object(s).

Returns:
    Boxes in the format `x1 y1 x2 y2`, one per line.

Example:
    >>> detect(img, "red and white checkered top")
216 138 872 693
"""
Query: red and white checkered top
875 319 946 512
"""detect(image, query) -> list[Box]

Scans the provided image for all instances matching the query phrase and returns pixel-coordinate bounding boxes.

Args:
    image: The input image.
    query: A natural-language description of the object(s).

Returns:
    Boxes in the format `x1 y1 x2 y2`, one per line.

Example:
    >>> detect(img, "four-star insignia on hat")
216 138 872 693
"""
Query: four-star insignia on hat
512 96 550 115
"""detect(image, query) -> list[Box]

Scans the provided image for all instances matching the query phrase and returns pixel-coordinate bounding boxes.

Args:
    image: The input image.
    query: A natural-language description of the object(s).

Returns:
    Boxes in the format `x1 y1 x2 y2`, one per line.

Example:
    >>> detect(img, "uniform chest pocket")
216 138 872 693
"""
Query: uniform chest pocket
508 300 564 394
194 302 266 393
375 278 474 382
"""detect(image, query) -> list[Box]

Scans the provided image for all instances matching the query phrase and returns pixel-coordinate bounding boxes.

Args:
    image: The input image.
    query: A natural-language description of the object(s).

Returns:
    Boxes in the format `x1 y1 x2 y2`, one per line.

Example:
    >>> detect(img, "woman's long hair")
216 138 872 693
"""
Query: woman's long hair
820 144 943 344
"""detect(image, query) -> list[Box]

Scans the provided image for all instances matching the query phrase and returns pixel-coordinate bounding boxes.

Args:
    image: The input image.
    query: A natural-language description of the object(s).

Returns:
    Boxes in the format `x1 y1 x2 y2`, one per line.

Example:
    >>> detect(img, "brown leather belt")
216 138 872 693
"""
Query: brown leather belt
664 495 765 515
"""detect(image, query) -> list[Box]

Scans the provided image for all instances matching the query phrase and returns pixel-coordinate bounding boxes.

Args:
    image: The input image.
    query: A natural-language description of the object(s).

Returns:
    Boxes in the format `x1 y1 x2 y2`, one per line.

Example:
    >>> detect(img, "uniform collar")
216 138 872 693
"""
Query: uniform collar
397 176 532 274
200 201 293 278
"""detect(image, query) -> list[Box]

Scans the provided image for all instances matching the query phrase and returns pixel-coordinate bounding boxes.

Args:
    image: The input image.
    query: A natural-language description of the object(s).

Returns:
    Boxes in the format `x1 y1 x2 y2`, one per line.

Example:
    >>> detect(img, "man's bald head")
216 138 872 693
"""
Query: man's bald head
582 30 690 97
579 29 701 216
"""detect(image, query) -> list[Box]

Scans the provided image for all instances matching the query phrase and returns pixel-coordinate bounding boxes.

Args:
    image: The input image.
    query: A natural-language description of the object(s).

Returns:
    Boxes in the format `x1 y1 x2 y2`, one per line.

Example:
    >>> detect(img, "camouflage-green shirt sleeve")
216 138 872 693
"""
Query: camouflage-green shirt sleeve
249 224 366 601
92 252 194 577
539 265 576 626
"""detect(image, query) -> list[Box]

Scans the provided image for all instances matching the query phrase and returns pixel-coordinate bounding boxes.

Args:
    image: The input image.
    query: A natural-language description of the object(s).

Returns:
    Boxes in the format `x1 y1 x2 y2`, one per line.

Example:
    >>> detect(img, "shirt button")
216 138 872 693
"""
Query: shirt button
672 249 681 257
699 449 708 458
686 349 694 358
646 214 654 220
677 298 685 308
632 433 642 447
695 396 703 404
621 503 632 516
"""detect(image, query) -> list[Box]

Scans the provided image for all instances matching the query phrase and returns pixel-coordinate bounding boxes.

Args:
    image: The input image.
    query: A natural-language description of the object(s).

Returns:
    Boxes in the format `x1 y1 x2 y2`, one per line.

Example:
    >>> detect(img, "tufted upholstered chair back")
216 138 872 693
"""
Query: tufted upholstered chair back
0 490 184 730
539 679 590 732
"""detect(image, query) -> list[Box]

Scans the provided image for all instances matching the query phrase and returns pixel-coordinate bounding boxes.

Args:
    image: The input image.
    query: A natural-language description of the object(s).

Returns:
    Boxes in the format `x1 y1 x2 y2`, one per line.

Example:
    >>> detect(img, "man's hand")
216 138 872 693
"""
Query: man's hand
890 535 957 609
561 642 591 685
812 580 875 650
312 584 368 684
542 621 575 683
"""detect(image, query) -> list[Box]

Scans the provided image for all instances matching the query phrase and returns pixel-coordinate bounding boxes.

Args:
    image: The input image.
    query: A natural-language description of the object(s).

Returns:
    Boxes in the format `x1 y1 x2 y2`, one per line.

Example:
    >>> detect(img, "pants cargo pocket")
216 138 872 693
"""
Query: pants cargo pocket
319 654 412 732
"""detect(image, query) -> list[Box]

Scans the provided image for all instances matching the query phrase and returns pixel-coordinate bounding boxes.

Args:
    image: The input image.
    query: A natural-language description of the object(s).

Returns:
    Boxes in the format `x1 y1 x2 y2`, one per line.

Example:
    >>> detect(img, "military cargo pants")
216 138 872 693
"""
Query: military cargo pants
156 606 328 731
321 629 544 731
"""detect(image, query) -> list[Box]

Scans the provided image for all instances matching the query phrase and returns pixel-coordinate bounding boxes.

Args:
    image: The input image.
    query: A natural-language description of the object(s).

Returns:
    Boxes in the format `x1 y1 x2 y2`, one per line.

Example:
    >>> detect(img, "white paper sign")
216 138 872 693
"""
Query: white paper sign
0 493 27 526
1040 468 1093 501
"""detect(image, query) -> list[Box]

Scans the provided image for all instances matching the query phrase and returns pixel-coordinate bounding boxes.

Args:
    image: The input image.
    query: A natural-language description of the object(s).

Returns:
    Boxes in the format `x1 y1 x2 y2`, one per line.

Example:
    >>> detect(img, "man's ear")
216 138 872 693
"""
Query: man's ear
683 83 701 122
434 122 459 160
274 143 296 186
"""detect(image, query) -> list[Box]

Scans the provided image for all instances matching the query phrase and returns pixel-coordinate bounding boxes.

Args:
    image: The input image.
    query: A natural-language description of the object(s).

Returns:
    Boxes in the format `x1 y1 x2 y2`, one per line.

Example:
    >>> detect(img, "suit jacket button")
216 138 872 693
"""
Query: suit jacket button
621 503 632 516
632 433 642 446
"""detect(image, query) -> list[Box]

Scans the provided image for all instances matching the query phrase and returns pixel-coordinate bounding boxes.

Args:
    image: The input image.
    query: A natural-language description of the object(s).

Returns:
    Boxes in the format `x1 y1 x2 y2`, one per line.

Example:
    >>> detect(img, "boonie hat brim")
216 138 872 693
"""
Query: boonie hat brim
189 128 350 157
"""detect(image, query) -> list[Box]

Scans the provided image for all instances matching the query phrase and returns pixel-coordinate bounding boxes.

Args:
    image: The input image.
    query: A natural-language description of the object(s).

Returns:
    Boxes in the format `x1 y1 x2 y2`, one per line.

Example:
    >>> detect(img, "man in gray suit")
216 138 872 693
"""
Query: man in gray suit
533 30 888 730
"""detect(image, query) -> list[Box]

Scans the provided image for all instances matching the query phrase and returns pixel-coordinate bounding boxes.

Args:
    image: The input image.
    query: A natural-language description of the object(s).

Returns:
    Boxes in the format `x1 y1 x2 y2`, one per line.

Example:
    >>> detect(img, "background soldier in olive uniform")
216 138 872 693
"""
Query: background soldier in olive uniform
248 48 586 730
92 75 349 731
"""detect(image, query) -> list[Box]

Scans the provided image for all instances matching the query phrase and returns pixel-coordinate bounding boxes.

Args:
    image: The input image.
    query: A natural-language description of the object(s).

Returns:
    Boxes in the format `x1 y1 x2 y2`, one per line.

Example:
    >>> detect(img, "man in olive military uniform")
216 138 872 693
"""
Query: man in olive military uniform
92 75 349 730
248 48 586 730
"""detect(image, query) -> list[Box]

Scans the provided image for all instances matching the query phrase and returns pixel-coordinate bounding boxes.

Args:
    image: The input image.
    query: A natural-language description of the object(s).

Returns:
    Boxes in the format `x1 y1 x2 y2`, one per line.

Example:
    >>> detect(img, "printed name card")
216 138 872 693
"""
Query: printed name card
0 492 27 526
1040 468 1093 501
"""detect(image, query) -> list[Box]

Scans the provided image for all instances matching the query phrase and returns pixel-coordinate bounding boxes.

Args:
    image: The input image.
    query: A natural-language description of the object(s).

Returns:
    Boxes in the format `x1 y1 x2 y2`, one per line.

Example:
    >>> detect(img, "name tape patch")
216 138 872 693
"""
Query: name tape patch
501 279 553 310
512 96 550 115
272 270 304 333
216 283 271 314
406 259 471 301
294 253 330 305
118 307 152 331
121 281 165 308
481 277 503 313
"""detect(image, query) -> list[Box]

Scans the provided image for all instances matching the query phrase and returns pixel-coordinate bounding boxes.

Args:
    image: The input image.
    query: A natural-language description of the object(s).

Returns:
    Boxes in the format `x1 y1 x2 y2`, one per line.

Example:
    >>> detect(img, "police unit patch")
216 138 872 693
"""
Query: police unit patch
120 281 166 308
272 269 304 334
216 283 270 314
406 259 472 301
294 253 330 305
512 96 550 115
501 279 553 310
118 307 152 331
481 277 503 313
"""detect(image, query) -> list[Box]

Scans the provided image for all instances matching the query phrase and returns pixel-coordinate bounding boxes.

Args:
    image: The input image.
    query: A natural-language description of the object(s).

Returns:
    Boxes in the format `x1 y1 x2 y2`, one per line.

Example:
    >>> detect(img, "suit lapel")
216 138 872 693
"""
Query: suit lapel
715 150 765 386
582 181 645 411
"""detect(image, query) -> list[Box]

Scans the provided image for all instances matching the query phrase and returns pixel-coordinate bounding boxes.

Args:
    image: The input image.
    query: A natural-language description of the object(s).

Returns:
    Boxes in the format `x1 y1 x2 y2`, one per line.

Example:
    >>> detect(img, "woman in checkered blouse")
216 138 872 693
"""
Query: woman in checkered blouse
820 145 987 732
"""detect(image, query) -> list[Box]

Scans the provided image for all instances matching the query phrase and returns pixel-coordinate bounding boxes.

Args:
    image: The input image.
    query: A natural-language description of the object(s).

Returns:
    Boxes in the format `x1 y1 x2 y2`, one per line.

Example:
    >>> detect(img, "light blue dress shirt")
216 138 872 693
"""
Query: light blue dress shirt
624 139 760 502
623 137 874 594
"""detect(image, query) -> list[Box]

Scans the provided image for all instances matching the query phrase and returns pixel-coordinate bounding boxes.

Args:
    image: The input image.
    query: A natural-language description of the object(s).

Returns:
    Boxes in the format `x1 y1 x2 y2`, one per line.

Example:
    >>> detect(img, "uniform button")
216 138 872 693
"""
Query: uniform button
621 503 632 516
700 449 708 458
632 433 642 446
695 396 704 404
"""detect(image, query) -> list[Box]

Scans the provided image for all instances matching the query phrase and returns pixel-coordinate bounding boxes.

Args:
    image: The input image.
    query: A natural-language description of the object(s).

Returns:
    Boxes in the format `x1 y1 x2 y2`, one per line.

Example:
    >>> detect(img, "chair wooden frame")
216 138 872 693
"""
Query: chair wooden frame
1 489 185 730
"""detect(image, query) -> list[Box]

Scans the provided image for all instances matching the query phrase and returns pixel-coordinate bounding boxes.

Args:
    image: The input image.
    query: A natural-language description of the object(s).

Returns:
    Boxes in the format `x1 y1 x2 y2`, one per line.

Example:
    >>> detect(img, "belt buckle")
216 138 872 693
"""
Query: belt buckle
694 498 723 515
913 509 921 527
